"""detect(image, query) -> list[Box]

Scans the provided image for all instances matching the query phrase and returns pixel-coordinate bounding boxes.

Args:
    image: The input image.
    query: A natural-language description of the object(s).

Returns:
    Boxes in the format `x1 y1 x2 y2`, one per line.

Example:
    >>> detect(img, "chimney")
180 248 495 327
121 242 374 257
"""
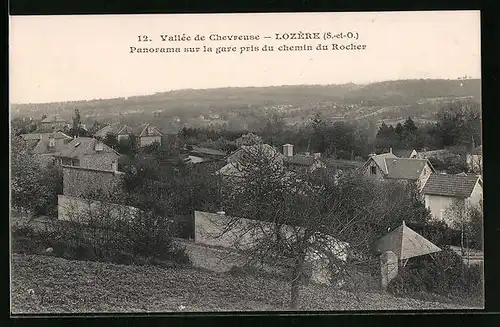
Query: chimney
369 153 376 157
112 160 118 172
48 135 55 148
283 144 294 157
95 141 104 152
389 147 393 154
313 153 321 159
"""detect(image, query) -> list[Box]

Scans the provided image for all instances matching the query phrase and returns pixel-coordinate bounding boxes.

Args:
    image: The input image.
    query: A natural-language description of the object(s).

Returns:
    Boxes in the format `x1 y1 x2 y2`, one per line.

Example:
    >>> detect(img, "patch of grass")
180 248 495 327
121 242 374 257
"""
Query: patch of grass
10 254 471 313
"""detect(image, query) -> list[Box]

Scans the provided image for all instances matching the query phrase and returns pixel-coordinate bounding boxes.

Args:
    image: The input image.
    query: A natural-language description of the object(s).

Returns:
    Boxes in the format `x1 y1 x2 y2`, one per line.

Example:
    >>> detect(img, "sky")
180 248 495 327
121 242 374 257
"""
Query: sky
10 11 481 104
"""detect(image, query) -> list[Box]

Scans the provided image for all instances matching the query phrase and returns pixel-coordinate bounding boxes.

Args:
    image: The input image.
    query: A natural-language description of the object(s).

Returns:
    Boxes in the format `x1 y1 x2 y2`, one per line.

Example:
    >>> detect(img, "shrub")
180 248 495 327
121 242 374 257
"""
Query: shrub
387 247 483 298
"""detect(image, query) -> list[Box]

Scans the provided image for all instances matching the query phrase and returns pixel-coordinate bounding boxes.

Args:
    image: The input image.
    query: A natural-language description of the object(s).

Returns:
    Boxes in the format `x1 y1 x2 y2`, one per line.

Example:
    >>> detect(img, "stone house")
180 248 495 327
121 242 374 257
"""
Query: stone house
135 123 162 147
62 165 125 198
421 173 483 225
361 151 436 190
54 137 121 171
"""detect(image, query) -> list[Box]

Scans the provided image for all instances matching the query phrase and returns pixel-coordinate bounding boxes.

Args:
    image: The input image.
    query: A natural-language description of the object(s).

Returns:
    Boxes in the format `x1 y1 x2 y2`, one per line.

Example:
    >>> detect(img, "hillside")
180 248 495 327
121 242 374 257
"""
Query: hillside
11 254 469 313
11 79 480 130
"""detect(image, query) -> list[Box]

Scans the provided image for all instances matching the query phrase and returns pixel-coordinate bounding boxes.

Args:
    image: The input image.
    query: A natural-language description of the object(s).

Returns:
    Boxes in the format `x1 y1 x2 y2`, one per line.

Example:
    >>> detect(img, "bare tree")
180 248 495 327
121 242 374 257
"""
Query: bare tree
216 146 405 309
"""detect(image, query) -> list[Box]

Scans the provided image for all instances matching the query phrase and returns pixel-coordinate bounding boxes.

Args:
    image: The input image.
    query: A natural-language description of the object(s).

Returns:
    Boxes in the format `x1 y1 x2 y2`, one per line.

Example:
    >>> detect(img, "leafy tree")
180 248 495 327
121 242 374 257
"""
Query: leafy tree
72 109 82 138
235 132 263 147
10 133 62 217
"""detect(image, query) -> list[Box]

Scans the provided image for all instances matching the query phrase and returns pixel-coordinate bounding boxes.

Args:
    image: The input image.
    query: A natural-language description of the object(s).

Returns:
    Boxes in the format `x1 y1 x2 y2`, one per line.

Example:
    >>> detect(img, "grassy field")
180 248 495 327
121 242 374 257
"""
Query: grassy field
10 254 470 313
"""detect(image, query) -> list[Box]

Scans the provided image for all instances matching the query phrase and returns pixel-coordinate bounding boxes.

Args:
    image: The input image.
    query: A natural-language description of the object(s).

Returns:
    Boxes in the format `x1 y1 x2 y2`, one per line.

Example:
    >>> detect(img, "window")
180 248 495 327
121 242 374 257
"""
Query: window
370 166 377 175
440 209 446 220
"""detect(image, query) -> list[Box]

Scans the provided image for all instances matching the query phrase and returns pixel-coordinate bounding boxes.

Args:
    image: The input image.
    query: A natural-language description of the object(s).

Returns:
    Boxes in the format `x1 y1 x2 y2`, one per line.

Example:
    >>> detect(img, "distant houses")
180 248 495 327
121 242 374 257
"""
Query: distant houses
135 123 162 147
95 123 133 141
421 173 482 225
38 114 69 132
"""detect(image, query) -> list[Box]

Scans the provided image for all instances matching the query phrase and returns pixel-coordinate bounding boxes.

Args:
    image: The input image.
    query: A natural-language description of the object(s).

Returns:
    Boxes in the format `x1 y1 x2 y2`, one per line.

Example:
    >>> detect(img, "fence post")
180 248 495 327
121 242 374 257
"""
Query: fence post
380 251 398 291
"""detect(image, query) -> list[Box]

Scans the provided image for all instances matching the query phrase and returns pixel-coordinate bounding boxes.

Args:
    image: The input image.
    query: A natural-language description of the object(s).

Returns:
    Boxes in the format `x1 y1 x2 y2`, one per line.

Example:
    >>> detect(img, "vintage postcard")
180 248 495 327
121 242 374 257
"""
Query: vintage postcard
9 11 483 314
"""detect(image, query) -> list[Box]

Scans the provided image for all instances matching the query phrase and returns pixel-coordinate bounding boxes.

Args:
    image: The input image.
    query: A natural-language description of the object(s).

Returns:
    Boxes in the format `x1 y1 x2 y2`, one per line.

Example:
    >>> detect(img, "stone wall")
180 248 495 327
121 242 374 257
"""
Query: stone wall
58 194 140 224
63 166 125 198
79 152 120 171
194 211 349 285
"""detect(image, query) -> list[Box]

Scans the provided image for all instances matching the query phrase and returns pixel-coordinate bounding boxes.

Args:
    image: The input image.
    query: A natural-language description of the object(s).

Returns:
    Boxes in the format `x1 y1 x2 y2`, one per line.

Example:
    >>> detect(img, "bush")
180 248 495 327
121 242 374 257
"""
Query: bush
387 248 483 298
10 215 192 268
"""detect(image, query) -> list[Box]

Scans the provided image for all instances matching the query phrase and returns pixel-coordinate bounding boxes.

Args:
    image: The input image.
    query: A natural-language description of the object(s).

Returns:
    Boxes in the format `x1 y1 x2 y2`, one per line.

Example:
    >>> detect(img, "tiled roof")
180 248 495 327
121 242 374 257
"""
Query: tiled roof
324 158 364 169
21 132 71 141
384 158 432 180
370 152 397 174
283 155 316 167
56 137 119 159
95 124 132 138
421 173 480 198
31 132 72 155
190 146 226 157
227 144 283 163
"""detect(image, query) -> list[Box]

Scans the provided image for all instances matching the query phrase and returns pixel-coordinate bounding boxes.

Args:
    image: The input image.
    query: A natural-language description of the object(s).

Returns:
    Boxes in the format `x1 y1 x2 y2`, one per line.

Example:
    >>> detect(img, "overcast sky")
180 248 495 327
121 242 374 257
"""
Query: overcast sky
10 11 480 104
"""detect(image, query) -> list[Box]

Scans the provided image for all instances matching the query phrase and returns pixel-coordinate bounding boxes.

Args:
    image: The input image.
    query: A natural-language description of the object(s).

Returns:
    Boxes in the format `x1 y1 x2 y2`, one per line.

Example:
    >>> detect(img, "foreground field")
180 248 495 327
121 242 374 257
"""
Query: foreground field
10 254 471 313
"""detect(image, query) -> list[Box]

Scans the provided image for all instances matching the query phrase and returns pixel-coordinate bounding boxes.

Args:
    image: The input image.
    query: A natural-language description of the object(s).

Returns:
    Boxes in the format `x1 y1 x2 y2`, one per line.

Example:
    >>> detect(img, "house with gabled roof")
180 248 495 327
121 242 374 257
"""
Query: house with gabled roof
54 137 121 171
135 123 162 147
361 151 435 190
29 132 73 156
95 123 133 141
421 173 482 225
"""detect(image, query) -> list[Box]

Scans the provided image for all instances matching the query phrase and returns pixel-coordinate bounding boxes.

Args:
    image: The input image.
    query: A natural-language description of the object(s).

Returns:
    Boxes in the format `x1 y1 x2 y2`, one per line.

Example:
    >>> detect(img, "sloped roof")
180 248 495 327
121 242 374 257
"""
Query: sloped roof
373 221 442 260
227 144 283 163
135 123 162 137
55 137 120 159
31 132 73 154
284 154 317 167
95 123 132 138
384 158 433 180
190 146 226 157
421 173 481 198
324 158 364 169
367 152 398 174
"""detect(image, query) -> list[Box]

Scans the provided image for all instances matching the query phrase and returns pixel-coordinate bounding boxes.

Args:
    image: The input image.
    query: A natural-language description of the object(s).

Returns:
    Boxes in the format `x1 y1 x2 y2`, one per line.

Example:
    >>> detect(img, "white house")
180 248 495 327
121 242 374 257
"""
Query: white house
421 173 483 225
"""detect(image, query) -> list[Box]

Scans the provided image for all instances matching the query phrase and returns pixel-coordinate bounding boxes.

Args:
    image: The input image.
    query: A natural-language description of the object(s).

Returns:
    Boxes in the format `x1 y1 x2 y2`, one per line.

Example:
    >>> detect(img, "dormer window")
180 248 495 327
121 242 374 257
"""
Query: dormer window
48 137 55 148
370 166 377 175
147 126 154 135
95 141 104 152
